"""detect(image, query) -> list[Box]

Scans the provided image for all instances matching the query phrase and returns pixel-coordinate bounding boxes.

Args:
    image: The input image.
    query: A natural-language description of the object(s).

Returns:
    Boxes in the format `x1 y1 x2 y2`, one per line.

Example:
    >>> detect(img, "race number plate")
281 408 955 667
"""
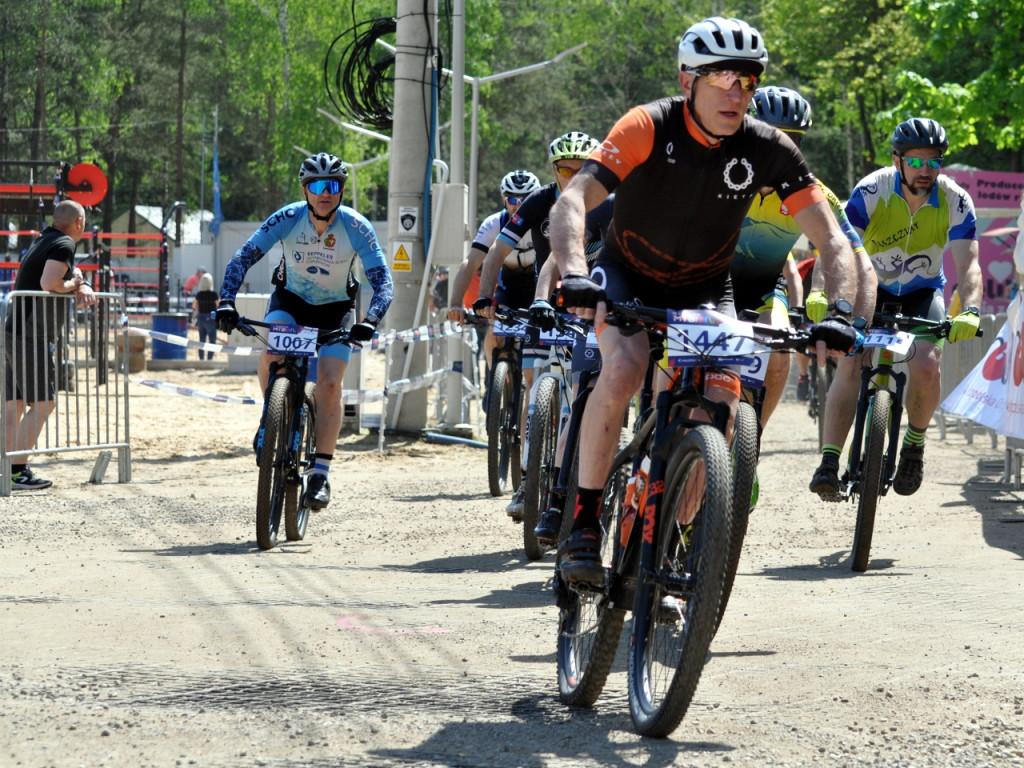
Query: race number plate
862 329 913 355
666 309 759 367
267 323 319 357
492 320 526 339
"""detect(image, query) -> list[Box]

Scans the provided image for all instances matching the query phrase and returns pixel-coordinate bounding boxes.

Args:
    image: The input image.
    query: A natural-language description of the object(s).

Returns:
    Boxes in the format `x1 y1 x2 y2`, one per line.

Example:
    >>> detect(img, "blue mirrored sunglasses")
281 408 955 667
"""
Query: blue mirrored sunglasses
306 178 342 195
902 156 943 170
504 195 525 205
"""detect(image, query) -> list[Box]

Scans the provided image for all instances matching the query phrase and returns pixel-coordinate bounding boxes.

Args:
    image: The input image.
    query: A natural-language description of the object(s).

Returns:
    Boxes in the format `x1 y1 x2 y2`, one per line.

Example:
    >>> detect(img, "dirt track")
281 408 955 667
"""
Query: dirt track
2 365 1024 767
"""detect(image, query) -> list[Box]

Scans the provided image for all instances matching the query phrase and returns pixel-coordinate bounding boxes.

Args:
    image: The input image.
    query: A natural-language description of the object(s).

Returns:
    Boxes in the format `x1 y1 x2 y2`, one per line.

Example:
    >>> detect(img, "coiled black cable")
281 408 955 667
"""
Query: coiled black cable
324 17 397 130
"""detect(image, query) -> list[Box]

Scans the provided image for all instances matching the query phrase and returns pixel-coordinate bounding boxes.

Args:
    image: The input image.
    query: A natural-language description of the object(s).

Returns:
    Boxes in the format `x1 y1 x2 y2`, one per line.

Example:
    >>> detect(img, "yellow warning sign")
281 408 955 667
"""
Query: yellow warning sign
392 243 412 272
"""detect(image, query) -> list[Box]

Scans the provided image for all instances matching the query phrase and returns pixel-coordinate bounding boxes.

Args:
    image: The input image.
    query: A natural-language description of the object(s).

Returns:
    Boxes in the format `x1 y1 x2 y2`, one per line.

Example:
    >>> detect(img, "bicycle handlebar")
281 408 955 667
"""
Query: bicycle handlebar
867 311 983 341
235 316 352 347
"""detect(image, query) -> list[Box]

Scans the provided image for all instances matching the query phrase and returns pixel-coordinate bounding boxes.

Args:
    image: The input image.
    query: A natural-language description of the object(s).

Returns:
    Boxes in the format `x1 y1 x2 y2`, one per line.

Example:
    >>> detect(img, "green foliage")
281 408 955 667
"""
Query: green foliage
1 0 1020 233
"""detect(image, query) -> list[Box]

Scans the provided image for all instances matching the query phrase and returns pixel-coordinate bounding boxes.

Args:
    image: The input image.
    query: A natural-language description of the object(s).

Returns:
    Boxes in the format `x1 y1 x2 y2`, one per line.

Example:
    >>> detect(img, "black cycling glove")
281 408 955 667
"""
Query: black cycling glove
558 273 605 310
528 299 557 331
471 297 496 313
215 301 239 334
348 321 377 343
809 316 857 354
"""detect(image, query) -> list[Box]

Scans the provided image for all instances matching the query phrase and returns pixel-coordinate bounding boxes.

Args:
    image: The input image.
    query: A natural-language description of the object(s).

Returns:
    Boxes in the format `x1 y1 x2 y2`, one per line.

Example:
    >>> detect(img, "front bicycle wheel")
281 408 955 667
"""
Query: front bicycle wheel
556 447 631 708
717 401 758 633
285 382 317 542
813 361 835 450
523 376 560 560
487 359 515 496
852 388 889 572
256 377 293 550
628 425 734 738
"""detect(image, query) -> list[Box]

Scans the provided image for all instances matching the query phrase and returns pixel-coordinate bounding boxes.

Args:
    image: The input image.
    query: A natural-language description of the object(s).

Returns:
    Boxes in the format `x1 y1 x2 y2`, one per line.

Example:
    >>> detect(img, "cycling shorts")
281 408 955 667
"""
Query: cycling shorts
265 287 356 362
875 286 946 345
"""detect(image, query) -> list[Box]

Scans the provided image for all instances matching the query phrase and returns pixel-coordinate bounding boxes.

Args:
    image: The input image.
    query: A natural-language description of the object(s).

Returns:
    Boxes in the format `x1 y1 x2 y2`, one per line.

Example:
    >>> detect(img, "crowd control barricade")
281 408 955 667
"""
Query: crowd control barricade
0 290 131 496
935 312 1001 447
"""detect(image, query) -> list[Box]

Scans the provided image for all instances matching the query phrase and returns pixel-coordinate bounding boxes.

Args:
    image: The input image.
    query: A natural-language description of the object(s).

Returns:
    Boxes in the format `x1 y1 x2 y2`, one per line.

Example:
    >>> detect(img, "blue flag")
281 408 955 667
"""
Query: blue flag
211 143 224 238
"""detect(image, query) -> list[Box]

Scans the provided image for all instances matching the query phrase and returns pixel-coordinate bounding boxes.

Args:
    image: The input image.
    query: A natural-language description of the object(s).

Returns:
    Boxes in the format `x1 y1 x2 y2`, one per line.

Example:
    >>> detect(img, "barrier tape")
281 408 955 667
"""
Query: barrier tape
130 377 386 404
125 319 463 356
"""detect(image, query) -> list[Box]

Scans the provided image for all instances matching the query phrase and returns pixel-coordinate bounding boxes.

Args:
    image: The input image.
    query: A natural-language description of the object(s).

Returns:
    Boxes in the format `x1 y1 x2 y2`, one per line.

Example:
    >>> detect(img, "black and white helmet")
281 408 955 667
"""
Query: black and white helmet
752 86 812 134
677 17 768 75
891 118 948 155
298 152 348 184
500 170 541 196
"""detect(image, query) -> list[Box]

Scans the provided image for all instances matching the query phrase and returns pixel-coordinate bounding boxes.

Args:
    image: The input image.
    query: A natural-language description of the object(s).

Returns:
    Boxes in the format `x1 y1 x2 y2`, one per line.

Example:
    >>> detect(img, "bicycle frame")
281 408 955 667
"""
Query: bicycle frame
844 346 906 497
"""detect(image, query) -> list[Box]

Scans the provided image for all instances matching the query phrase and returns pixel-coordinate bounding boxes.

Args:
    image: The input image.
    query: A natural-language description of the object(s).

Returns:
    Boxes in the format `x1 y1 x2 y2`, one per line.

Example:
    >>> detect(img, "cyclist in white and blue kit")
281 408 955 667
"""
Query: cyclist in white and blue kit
216 152 393 511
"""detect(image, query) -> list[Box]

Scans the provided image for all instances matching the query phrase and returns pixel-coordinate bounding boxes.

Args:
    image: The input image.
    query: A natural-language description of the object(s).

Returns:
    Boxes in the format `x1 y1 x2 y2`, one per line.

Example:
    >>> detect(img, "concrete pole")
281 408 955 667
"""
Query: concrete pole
385 0 437 432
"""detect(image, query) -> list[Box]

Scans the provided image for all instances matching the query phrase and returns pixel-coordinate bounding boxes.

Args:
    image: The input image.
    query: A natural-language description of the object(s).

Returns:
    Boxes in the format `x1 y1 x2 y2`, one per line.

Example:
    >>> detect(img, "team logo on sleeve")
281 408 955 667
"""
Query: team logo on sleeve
723 158 754 191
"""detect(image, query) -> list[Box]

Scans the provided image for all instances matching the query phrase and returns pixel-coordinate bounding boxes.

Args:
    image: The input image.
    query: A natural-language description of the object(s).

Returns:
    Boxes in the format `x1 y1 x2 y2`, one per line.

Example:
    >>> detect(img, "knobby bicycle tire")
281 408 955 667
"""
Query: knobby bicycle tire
523 376 560 560
556 446 631 708
487 360 516 496
852 388 889 572
256 377 293 550
285 382 317 542
717 401 758 634
628 424 734 738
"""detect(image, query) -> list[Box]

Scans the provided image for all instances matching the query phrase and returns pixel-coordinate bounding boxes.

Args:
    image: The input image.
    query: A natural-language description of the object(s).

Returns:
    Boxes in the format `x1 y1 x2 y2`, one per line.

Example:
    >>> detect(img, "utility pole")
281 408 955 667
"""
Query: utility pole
385 0 438 431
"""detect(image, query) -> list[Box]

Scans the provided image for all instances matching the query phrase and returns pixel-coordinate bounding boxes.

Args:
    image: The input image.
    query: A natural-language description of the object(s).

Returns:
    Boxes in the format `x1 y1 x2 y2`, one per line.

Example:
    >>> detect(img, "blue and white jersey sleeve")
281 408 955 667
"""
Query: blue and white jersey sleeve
471 211 505 253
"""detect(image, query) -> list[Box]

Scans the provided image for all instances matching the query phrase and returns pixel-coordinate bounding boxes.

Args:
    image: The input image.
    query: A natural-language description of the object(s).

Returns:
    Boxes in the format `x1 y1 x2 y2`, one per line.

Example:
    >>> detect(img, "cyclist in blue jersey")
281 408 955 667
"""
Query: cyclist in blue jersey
809 118 983 499
447 169 542 377
216 152 393 511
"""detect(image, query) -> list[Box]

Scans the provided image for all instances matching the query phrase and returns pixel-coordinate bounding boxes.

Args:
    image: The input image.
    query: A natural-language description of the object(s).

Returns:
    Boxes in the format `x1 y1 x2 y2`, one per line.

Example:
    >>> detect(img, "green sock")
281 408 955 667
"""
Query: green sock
821 444 842 460
903 425 927 448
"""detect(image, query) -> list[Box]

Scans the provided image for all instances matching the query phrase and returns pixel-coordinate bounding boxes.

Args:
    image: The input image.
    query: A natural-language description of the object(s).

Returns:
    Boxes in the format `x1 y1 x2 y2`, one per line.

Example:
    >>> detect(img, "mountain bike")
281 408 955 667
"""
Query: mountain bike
484 315 526 497
493 308 583 560
808 356 836 450
840 309 977 572
235 317 350 551
554 303 816 736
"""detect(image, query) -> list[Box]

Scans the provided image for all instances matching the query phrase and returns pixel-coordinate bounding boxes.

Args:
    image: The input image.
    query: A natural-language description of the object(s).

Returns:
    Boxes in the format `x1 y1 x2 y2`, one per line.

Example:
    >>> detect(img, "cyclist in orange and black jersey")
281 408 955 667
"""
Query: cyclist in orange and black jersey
549 17 867 586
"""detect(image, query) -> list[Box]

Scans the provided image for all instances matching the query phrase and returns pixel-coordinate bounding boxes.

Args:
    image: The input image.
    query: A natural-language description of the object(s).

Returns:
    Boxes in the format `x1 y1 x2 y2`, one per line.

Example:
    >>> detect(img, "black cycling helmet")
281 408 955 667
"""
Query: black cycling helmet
891 118 948 155
298 152 349 184
752 86 812 134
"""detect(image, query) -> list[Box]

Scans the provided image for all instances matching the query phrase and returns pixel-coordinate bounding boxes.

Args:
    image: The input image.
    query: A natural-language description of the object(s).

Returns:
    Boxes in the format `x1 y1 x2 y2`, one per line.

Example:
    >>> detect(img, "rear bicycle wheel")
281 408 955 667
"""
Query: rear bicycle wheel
256 378 293 550
487 359 515 496
556 447 631 707
628 425 734 738
717 401 758 633
523 376 560 560
852 388 889 572
285 382 317 542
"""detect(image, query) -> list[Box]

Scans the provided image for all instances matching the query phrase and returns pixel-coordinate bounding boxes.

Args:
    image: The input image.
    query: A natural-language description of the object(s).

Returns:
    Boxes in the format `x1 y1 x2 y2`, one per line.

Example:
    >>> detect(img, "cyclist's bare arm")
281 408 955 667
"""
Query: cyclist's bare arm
793 199 873 318
476 239 514 318
446 247 487 322
536 254 560 303
783 254 803 311
951 238 983 309
550 170 610 294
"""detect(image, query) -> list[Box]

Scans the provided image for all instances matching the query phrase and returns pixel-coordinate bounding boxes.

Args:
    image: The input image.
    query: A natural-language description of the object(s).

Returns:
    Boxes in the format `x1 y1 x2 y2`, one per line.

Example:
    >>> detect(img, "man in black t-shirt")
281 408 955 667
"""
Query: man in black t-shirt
4 200 96 490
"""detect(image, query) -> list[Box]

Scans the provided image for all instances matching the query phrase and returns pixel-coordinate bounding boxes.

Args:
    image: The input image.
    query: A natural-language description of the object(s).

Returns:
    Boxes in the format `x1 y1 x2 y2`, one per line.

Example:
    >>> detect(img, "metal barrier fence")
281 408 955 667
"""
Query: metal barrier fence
0 291 131 496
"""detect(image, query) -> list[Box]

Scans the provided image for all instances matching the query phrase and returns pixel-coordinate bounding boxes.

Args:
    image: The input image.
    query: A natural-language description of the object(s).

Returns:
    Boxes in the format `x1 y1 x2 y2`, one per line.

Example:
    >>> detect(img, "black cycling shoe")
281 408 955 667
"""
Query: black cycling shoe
559 528 605 586
303 474 331 511
533 506 563 546
809 454 843 502
893 444 925 496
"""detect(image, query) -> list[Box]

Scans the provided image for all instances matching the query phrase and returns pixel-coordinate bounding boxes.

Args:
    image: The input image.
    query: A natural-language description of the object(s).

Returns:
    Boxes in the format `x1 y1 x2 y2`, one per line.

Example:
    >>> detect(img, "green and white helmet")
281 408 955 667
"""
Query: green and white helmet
548 131 599 163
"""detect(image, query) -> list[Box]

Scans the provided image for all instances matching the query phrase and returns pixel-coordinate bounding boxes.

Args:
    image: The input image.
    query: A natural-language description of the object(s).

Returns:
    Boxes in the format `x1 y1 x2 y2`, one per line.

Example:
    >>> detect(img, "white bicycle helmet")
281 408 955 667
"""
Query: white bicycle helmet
548 131 599 163
298 152 348 184
500 170 541 196
677 17 768 75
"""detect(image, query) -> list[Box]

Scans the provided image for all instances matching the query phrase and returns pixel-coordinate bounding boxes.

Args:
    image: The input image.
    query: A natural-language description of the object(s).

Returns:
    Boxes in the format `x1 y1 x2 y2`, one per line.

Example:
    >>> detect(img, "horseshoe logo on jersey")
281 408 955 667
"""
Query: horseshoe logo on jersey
723 158 754 191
